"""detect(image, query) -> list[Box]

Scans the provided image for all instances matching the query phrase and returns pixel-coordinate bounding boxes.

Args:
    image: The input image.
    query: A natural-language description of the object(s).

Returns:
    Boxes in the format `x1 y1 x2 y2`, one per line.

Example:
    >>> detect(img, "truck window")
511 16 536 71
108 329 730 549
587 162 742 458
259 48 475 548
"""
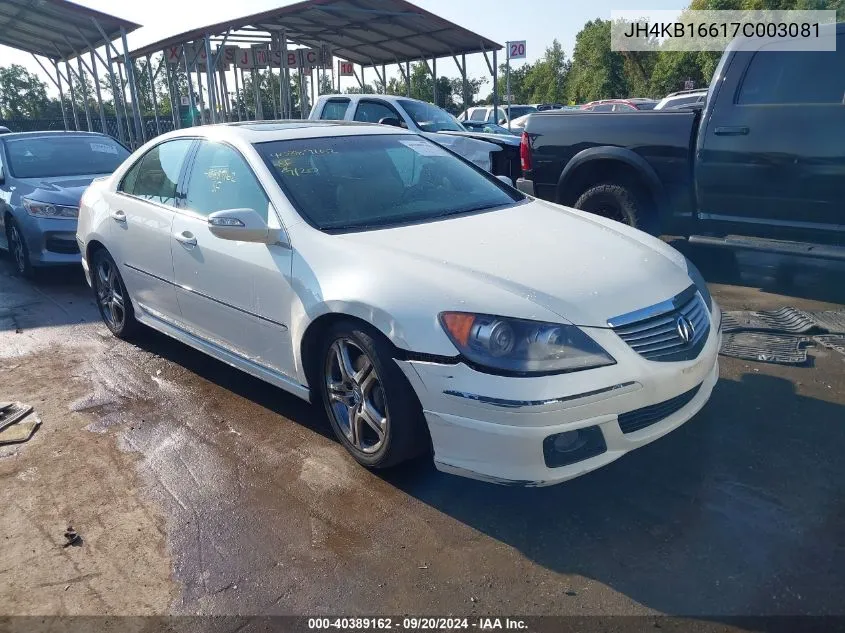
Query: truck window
320 99 350 120
738 36 845 105
470 109 487 121
354 100 400 123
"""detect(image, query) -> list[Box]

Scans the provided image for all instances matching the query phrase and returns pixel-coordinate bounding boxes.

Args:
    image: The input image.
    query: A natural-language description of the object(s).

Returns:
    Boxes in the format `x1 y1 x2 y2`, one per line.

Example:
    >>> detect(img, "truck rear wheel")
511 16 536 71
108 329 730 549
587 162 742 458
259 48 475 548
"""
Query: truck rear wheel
574 183 643 228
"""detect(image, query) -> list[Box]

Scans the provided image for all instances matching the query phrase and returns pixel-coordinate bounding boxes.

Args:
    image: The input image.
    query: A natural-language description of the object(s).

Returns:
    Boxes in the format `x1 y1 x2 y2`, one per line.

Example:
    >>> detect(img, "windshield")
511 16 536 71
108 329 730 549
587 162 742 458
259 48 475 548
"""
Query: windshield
6 136 129 179
398 100 464 132
256 134 523 232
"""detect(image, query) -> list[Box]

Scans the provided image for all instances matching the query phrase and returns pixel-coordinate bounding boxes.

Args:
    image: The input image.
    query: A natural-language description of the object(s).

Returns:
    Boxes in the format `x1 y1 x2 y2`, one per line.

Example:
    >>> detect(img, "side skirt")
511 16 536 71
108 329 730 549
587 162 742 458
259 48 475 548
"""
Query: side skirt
135 302 312 403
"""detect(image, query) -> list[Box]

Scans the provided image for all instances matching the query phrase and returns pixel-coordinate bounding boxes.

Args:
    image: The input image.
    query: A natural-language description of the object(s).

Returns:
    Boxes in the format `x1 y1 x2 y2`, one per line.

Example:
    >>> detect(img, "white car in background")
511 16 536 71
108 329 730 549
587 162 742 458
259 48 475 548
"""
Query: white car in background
310 94 499 172
654 89 708 110
458 104 538 125
76 121 720 486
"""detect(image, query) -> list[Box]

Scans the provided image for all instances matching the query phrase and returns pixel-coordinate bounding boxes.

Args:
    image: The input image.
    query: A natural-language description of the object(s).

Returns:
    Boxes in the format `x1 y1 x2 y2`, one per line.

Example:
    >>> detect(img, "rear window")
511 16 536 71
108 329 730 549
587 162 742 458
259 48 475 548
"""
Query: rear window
506 106 537 119
737 35 845 105
320 99 350 120
6 136 129 179
469 109 487 121
256 134 522 232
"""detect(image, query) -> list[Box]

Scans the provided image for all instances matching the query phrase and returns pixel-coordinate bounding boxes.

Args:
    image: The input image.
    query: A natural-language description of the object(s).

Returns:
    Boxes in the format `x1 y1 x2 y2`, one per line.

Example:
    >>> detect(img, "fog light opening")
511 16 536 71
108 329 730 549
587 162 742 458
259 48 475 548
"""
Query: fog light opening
543 425 607 468
553 430 588 453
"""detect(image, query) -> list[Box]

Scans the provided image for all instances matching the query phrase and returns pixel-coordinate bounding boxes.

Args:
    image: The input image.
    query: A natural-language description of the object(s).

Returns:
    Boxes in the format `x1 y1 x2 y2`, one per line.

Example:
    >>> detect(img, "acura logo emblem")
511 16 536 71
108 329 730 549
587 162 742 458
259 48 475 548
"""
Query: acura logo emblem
676 316 695 344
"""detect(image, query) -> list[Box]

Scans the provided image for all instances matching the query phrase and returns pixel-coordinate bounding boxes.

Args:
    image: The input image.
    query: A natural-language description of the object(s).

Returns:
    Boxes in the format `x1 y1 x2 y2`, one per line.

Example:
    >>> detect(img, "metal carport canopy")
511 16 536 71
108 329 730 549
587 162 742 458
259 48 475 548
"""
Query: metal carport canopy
0 0 141 59
126 0 502 67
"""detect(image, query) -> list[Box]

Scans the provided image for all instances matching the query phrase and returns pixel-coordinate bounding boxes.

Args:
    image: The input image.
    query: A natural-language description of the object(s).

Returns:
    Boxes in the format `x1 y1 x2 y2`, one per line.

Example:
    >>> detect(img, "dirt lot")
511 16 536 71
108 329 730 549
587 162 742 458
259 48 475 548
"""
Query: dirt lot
1 246 844 620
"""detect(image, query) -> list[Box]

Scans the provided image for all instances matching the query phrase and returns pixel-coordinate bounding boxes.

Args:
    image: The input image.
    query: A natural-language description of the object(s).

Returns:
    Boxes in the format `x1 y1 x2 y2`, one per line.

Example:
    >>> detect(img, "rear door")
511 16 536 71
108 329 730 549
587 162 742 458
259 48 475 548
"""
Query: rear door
171 140 296 378
105 138 195 321
697 31 845 244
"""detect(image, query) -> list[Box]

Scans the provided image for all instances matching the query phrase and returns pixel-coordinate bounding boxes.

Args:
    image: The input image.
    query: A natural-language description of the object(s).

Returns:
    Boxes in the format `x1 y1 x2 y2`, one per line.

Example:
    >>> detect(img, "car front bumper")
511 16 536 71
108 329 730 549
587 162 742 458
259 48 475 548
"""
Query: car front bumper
18 214 81 267
396 302 721 486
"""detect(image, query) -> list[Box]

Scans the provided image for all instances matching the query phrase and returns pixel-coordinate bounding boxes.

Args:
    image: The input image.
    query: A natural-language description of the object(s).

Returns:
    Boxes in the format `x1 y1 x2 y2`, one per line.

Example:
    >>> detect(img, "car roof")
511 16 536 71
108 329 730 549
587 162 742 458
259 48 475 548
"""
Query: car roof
316 93 423 106
0 130 113 142
153 120 410 144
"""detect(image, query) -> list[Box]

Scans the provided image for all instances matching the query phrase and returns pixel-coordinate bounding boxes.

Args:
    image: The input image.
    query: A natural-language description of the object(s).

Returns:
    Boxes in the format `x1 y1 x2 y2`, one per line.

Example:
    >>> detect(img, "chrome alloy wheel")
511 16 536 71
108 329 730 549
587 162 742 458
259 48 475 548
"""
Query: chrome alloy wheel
95 257 126 331
325 338 388 454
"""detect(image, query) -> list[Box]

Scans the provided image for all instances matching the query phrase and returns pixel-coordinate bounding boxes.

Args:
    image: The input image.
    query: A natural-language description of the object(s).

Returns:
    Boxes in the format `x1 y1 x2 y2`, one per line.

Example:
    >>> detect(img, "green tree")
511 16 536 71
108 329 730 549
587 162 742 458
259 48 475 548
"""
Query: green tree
0 64 52 118
567 19 628 102
523 39 571 103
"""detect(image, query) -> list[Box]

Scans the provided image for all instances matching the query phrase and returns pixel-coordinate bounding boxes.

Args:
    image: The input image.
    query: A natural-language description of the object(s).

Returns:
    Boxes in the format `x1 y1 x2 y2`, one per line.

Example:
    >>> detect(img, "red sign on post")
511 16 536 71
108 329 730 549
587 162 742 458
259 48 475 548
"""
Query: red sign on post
338 61 354 76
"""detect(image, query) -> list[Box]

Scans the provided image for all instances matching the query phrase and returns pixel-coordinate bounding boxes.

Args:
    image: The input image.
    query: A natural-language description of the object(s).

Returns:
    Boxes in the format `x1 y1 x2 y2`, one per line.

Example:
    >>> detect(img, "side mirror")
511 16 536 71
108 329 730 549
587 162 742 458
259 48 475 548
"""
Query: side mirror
495 174 514 187
208 208 279 244
498 118 507 125
378 116 404 128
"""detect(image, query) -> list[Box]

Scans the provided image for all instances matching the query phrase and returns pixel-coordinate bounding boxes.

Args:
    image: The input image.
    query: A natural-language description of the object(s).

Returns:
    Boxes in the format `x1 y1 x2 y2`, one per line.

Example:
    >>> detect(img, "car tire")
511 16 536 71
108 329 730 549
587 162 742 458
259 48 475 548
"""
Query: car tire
91 248 138 339
317 321 429 469
574 183 646 229
5 216 33 278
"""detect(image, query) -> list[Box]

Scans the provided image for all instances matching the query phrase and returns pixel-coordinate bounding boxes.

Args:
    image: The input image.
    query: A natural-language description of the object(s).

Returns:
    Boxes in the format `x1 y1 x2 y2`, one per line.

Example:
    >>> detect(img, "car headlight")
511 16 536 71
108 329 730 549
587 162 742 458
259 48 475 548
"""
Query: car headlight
439 312 615 375
22 198 78 219
685 259 712 311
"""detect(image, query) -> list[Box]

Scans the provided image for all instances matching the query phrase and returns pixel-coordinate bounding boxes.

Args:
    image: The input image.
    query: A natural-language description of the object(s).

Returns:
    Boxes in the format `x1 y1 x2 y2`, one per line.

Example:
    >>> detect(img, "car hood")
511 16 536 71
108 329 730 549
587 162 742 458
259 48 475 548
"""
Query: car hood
441 130 521 146
338 199 694 327
14 174 103 207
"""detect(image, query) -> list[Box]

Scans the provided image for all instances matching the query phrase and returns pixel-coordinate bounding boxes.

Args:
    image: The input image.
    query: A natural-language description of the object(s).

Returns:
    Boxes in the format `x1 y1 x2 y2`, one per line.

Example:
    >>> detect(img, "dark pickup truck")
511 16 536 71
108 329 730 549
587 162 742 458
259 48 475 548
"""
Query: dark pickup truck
517 23 845 258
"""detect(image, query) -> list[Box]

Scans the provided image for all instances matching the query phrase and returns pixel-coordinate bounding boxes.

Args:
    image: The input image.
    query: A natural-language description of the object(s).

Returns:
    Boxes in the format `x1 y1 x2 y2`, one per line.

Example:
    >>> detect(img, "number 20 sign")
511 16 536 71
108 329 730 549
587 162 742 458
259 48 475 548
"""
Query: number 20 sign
508 41 526 60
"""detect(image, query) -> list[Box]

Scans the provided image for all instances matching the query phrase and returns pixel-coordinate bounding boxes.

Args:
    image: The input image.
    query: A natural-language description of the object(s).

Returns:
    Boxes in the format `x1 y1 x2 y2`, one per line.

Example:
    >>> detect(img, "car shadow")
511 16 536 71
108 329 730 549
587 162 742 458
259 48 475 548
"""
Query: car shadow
128 325 336 442
668 240 845 305
381 373 845 616
0 253 98 331
121 312 845 617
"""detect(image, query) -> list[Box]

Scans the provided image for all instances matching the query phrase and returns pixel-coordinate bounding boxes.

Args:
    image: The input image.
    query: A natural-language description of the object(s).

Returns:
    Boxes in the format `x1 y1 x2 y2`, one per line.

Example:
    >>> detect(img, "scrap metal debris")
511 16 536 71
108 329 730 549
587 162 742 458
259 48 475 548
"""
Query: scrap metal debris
720 333 812 365
0 401 40 444
0 401 33 433
63 526 82 548
720 308 845 365
721 307 816 334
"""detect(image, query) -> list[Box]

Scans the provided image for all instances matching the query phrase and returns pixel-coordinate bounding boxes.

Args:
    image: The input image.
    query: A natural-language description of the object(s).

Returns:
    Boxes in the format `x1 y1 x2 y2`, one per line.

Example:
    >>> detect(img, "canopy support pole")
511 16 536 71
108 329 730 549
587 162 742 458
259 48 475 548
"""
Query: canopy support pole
204 36 216 124
120 26 145 145
145 55 161 135
90 51 107 134
183 45 197 127
33 55 68 131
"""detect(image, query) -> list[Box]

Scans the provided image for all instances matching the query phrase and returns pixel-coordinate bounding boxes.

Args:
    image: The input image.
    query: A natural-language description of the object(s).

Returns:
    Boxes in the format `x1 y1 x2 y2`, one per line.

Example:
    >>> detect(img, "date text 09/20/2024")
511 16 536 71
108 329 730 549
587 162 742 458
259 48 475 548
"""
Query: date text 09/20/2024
307 618 528 630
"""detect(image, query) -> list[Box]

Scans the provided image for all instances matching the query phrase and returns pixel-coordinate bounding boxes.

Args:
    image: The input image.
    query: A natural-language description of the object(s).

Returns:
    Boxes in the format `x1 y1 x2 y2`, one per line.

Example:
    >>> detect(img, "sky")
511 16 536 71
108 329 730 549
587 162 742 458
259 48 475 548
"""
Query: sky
0 0 685 97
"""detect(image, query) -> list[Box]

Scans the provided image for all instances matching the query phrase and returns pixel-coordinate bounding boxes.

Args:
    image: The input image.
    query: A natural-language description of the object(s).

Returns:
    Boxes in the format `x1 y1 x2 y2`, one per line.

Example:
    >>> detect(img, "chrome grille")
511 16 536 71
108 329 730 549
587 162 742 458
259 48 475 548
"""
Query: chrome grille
609 286 710 362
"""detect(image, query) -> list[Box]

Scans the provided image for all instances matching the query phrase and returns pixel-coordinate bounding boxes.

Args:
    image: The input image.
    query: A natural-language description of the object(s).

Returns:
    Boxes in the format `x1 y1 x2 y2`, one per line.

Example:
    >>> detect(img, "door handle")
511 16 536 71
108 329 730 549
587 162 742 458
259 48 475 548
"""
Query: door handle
110 210 126 222
714 126 749 136
174 231 197 247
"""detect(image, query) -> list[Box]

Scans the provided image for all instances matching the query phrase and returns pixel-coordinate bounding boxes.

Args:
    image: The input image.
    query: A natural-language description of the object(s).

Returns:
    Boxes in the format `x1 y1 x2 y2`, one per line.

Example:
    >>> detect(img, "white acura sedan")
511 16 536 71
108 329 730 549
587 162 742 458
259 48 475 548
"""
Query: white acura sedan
77 121 721 486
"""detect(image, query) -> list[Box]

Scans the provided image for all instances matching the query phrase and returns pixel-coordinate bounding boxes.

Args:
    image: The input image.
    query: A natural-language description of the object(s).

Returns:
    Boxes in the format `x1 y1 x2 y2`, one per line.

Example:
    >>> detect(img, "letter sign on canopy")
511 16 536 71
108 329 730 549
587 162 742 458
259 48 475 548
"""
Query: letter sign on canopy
235 48 255 69
508 41 526 59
